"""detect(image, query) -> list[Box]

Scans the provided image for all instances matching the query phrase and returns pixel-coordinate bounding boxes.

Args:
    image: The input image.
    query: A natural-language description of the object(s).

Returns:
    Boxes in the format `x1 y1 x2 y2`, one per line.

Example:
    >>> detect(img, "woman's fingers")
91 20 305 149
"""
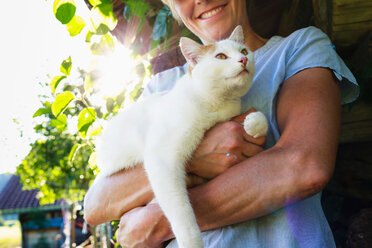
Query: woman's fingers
189 153 239 179
241 142 264 158
220 122 266 154
230 107 256 123
241 130 266 146
188 109 267 178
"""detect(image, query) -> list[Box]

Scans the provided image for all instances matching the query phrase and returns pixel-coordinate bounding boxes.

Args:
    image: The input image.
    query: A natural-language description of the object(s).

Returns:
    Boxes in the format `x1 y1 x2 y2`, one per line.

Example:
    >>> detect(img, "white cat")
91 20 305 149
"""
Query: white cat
96 25 268 248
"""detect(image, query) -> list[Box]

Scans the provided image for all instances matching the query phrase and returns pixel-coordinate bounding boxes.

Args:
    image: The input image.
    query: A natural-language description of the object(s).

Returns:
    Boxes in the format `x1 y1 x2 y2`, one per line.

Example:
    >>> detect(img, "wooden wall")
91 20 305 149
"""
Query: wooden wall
313 0 372 48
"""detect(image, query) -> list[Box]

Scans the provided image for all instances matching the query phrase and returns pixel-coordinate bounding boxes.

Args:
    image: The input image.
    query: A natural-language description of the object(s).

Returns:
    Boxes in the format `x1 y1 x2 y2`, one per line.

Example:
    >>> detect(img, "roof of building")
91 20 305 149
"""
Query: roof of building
0 175 64 214
0 174 12 192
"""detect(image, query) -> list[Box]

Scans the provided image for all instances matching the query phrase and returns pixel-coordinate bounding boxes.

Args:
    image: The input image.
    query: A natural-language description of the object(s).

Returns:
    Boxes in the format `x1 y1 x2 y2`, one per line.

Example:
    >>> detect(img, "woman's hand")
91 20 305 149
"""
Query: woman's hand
116 204 172 248
188 108 266 179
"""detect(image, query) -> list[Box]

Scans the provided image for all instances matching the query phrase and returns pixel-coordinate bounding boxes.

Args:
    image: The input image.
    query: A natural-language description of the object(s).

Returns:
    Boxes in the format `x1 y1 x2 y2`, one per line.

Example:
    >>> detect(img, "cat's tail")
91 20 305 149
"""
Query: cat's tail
143 153 204 248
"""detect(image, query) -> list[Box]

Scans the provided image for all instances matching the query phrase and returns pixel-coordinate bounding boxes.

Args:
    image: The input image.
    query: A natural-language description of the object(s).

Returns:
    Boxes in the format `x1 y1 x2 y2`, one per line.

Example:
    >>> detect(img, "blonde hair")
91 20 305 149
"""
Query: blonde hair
161 0 182 23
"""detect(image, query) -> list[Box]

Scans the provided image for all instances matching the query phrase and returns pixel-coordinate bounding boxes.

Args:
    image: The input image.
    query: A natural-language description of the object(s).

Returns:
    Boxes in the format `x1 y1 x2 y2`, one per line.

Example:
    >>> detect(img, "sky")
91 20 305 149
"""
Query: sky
0 0 92 174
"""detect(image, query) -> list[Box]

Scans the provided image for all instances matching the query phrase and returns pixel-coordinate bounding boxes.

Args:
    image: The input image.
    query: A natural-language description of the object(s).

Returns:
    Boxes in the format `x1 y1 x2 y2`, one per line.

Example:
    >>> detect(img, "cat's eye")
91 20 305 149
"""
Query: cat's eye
241 48 248 55
215 53 228 60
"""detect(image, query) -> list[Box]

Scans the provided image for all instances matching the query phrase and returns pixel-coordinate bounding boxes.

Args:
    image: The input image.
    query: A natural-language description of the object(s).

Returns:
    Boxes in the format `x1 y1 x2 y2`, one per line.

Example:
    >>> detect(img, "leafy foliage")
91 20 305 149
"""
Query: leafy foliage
17 5 184 246
17 66 99 204
60 56 72 76
52 91 75 117
17 133 94 204
50 75 67 94
152 6 172 41
78 108 96 138
90 3 118 35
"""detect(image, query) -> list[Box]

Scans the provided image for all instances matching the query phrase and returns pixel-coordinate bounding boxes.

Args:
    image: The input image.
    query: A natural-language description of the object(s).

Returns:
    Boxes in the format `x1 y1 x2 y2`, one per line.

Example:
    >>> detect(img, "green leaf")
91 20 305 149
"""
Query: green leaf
88 152 97 168
60 57 72 76
66 15 86 37
86 30 93 42
101 33 114 47
123 5 132 20
116 91 126 108
90 43 102 55
90 3 118 34
88 0 111 6
52 91 75 117
125 0 148 34
53 0 76 24
33 107 52 118
149 39 160 56
125 0 148 18
90 34 114 55
137 16 145 34
152 6 171 40
68 144 81 162
166 16 173 41
50 75 67 94
135 63 146 79
78 108 96 138
130 83 143 102
106 97 115 112
95 107 104 119
84 73 94 93
94 23 110 35
87 125 102 138
50 114 67 132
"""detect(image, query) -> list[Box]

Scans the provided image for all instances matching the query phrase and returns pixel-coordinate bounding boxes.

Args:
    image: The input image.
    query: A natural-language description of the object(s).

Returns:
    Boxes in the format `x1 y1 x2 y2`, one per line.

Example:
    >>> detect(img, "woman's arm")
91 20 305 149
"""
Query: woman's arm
84 165 153 225
191 67 341 230
116 67 342 245
84 110 263 225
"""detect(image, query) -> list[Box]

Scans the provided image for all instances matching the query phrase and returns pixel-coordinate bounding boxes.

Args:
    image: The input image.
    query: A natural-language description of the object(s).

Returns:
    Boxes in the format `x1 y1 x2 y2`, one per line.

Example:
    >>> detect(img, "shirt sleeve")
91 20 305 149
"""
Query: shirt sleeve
141 64 188 98
285 26 359 104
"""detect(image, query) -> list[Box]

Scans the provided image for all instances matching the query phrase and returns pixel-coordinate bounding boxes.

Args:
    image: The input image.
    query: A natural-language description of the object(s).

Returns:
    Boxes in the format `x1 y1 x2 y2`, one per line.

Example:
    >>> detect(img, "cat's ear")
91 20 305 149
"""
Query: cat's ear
179 37 203 67
228 25 245 44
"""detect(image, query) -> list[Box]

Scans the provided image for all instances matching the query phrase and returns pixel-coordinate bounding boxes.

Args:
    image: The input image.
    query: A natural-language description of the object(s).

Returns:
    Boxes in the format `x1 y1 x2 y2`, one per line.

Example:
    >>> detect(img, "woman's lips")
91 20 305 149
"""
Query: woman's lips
198 5 226 19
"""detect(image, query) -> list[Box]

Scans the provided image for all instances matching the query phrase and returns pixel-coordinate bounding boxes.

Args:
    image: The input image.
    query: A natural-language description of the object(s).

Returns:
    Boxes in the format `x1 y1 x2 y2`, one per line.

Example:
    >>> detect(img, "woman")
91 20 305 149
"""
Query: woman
84 0 359 247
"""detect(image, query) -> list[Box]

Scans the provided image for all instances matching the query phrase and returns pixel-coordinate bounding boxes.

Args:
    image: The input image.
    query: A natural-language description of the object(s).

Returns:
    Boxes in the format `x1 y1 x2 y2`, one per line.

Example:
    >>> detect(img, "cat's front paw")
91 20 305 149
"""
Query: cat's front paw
243 111 268 138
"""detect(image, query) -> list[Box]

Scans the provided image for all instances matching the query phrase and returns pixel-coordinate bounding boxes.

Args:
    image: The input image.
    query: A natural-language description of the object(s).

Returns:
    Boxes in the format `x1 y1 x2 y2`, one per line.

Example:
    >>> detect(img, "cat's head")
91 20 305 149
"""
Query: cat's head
179 25 255 98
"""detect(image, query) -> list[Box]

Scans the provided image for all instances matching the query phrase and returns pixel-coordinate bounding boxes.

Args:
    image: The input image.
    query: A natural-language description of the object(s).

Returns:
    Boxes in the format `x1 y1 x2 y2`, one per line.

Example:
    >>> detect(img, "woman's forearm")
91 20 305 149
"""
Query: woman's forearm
84 165 153 225
83 166 206 225
151 145 327 243
191 146 320 231
192 68 341 231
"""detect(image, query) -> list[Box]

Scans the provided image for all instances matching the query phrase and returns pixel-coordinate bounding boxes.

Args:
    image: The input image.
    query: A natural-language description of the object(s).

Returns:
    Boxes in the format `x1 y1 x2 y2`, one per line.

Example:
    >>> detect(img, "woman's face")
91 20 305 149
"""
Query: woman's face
174 0 248 44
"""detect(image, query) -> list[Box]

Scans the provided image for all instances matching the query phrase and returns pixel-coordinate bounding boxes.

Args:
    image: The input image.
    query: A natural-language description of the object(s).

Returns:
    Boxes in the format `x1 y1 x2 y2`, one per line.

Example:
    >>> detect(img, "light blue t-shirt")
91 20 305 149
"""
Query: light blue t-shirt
143 27 359 248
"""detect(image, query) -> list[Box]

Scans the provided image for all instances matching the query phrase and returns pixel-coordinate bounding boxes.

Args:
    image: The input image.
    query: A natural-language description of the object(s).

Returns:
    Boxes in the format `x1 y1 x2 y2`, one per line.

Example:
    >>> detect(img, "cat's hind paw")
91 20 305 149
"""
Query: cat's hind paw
243 111 268 138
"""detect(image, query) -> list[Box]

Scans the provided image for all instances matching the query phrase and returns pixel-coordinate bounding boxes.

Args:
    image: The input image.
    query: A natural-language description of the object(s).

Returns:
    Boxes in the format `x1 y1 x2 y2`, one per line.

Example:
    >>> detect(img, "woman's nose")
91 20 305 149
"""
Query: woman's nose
196 0 209 4
239 57 248 67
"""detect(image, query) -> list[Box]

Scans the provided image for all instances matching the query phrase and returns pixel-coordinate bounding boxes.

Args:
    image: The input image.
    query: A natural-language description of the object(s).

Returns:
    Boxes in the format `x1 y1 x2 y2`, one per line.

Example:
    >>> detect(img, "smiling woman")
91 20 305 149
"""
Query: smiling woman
160 0 288 45
198 5 225 19
168 0 250 44
83 0 359 248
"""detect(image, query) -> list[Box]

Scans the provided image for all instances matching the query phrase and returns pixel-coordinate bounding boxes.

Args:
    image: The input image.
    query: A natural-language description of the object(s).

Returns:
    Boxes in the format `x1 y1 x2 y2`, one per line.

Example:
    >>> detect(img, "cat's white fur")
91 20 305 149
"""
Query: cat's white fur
96 26 267 248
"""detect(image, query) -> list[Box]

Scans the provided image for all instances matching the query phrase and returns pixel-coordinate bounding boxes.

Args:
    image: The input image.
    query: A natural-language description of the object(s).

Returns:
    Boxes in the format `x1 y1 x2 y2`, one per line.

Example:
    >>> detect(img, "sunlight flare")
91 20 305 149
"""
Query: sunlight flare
92 43 140 97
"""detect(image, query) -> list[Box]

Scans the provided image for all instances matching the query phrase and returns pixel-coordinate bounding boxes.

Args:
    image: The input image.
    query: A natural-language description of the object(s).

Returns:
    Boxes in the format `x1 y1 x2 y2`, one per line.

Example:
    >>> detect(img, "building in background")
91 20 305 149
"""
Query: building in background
0 174 87 248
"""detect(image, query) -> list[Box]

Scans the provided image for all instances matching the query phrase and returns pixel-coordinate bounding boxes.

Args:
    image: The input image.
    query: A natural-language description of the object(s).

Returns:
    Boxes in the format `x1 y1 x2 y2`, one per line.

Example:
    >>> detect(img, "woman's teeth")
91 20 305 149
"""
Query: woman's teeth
200 6 223 19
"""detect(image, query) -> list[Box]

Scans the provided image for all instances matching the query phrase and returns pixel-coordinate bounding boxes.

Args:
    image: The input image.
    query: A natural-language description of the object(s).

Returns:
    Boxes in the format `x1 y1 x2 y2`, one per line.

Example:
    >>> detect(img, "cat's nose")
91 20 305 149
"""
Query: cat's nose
239 57 248 67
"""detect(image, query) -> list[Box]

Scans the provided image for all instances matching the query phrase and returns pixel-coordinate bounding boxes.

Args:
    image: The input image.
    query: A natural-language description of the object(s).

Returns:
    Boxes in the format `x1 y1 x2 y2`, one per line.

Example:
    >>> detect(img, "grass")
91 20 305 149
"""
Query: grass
0 221 21 248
